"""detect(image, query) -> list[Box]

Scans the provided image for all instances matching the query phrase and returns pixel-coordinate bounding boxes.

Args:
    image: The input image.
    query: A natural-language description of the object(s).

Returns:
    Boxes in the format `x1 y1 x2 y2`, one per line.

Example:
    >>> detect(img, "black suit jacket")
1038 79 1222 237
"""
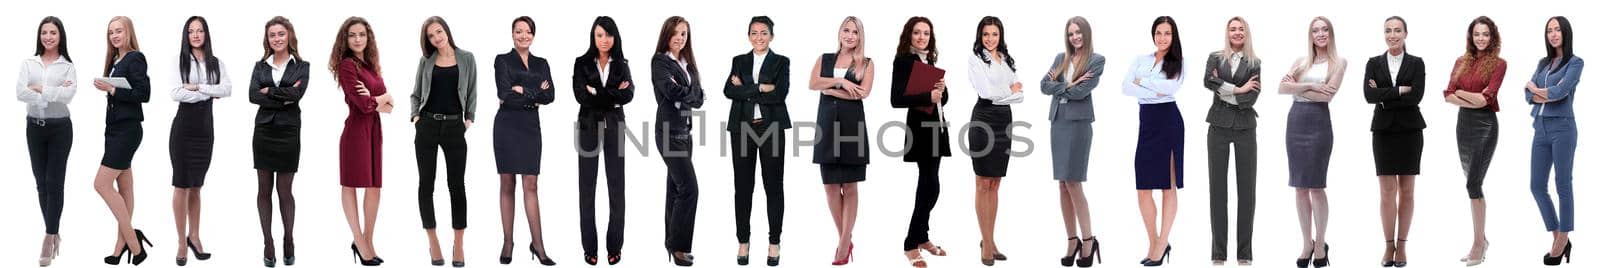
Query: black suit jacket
105 51 151 124
249 57 310 126
652 53 705 136
1363 53 1427 131
571 55 634 130
888 53 951 161
493 50 556 111
722 50 791 131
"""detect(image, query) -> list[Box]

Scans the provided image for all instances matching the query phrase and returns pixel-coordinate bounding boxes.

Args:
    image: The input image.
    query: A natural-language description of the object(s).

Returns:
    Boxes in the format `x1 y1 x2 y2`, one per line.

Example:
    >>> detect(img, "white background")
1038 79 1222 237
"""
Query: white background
1 0 1593 267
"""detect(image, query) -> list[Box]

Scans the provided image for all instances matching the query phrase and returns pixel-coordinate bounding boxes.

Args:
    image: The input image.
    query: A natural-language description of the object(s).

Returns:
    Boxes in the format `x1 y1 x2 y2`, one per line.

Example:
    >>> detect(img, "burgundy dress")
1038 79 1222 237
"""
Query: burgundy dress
338 57 386 188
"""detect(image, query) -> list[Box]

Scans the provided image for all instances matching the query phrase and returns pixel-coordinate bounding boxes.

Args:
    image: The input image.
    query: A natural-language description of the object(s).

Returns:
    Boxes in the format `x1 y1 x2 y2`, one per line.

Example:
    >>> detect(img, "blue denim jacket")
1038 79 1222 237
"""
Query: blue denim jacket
1527 56 1584 118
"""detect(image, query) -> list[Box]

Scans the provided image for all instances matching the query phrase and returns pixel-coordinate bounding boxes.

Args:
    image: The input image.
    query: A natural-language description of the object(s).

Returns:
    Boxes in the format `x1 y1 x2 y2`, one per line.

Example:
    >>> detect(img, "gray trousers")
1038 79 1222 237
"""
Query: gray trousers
1207 126 1256 261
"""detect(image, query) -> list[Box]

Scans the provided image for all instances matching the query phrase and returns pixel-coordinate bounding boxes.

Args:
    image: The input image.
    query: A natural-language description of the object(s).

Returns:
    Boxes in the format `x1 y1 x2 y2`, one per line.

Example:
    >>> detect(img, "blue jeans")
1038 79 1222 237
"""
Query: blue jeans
1531 117 1578 232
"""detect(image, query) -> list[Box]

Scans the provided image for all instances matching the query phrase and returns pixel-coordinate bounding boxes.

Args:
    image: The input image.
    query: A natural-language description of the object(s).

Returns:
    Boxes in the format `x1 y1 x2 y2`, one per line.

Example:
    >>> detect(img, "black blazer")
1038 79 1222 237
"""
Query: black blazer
249 57 310 127
494 50 556 111
1362 53 1427 131
723 50 792 131
571 55 634 130
105 51 151 125
1203 51 1262 129
888 53 950 161
652 53 705 136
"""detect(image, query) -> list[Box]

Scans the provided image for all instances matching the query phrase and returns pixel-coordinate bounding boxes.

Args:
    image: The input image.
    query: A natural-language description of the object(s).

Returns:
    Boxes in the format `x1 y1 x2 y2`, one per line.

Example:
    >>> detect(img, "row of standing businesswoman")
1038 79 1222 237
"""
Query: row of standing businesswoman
11 13 1585 268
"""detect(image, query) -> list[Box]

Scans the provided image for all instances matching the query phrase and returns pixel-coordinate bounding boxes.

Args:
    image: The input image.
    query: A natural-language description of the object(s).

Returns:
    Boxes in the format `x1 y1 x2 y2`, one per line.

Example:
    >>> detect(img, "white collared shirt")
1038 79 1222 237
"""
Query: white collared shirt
1122 53 1183 104
751 51 768 119
968 52 1024 105
16 55 78 118
1386 52 1404 85
270 54 295 85
171 56 233 103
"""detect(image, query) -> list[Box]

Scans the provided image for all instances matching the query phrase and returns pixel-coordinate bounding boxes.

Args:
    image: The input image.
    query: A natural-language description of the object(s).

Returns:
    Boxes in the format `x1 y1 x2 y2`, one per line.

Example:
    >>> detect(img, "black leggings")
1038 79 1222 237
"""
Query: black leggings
416 119 469 230
27 118 72 234
732 125 784 245
579 120 626 256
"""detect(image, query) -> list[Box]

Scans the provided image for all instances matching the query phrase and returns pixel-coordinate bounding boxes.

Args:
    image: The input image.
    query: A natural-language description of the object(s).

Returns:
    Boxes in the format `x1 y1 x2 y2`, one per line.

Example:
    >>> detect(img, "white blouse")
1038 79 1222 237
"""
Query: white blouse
16 56 78 118
170 57 233 103
1122 53 1183 104
968 52 1024 105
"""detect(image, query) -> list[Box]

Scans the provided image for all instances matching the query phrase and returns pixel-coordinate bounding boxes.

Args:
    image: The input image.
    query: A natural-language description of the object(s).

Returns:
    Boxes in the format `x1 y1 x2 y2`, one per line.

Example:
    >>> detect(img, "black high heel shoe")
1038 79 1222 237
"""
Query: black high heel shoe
737 243 750 266
501 242 514 265
1313 242 1331 268
350 243 381 266
130 230 152 265
1142 245 1171 266
669 251 694 266
1296 244 1313 268
283 238 295 266
187 238 212 260
1061 236 1081 266
608 253 623 265
1077 237 1102 267
531 244 557 266
1381 240 1396 267
1393 239 1408 267
766 245 781 267
584 254 599 265
1544 240 1573 265
105 245 129 265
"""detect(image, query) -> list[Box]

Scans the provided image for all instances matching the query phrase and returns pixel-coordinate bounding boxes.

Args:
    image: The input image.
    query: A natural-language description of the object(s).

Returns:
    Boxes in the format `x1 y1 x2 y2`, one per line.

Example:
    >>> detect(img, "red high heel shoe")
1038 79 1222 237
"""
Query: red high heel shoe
831 243 854 265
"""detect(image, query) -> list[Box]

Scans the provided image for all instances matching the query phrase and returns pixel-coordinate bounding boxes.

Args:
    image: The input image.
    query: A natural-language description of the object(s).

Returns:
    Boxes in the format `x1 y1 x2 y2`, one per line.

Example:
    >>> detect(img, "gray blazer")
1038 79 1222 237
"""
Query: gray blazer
1041 52 1104 122
411 50 479 120
1202 51 1261 129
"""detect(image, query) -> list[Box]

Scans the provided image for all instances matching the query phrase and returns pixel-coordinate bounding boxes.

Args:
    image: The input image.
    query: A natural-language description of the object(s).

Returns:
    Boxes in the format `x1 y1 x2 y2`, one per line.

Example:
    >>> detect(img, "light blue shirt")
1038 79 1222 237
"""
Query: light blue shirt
1122 54 1183 104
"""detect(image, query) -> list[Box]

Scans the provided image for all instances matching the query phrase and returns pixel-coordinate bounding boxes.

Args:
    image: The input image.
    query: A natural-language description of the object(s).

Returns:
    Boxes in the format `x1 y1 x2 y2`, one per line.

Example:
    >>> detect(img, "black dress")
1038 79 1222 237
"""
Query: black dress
493 50 556 175
814 53 870 184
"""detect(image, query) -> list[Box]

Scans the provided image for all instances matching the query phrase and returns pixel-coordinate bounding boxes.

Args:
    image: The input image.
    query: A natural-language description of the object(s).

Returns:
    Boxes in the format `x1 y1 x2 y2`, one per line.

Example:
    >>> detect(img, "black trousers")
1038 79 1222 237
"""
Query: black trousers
730 122 785 245
658 131 699 252
1207 126 1256 261
579 119 627 256
904 159 941 250
27 117 72 234
415 118 468 230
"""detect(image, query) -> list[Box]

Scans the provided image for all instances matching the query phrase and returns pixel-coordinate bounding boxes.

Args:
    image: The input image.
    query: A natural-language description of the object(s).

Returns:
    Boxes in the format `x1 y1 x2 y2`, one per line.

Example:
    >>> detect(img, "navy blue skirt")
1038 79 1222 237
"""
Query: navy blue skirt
1135 102 1184 190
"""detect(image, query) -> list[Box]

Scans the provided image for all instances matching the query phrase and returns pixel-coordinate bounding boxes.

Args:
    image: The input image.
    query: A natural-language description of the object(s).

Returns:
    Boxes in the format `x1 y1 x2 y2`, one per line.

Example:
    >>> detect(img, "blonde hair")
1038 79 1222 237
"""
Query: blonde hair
1295 16 1339 78
1222 17 1257 63
1052 17 1094 81
837 16 868 78
102 16 140 76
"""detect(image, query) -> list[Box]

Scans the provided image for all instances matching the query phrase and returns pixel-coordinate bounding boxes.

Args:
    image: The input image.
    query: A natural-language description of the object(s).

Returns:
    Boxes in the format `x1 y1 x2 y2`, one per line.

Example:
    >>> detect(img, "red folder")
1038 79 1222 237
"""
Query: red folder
905 61 945 114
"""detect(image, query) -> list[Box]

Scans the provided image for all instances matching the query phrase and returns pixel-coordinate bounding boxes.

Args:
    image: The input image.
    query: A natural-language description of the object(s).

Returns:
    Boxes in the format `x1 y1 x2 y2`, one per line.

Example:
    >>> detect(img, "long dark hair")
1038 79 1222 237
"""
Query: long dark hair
1545 16 1575 71
179 16 220 84
35 16 70 62
583 16 624 61
1455 16 1502 82
260 16 300 62
896 16 938 64
1152 16 1183 79
329 16 380 75
655 16 699 81
971 16 1014 71
419 16 459 56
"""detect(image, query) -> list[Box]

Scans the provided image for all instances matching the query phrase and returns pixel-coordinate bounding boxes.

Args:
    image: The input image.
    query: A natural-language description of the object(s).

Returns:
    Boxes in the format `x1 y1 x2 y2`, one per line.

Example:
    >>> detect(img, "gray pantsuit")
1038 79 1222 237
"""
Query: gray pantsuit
1202 51 1261 261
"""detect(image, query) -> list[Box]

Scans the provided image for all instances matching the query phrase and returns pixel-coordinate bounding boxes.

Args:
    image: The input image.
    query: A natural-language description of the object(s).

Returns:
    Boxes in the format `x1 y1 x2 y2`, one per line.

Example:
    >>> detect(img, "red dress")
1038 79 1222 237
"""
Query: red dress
338 57 386 188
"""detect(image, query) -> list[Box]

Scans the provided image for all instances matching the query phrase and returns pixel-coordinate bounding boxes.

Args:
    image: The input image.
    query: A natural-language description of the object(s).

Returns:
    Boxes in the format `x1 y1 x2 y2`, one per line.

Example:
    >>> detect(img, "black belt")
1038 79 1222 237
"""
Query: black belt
420 112 462 121
27 117 70 127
